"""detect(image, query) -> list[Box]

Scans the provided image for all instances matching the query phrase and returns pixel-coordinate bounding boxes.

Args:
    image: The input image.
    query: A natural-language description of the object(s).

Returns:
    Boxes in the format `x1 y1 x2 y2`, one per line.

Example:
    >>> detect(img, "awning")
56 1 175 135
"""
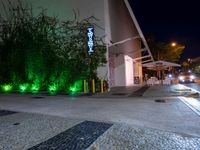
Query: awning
142 60 181 68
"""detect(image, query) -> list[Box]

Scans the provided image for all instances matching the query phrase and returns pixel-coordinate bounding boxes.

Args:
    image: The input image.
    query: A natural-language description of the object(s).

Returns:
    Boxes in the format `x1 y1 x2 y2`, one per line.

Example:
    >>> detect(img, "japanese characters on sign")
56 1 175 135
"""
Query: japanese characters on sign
87 27 94 54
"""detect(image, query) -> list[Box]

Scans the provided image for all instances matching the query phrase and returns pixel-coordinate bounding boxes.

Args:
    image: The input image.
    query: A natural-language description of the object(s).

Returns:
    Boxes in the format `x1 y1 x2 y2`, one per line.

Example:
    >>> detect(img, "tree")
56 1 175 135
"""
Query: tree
182 61 190 70
194 65 200 74
191 57 200 74
146 34 185 62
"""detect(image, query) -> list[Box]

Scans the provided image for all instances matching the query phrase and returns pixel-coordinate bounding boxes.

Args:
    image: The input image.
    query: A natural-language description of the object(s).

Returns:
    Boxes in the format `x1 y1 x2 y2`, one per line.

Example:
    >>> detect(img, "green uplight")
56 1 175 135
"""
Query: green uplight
31 84 40 93
69 86 77 93
1 84 13 92
19 84 29 92
69 80 82 94
48 84 58 94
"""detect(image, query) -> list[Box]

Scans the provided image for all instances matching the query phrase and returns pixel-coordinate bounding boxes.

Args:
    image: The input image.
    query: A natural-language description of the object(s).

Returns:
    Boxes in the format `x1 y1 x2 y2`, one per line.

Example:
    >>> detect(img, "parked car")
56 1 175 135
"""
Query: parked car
178 72 196 83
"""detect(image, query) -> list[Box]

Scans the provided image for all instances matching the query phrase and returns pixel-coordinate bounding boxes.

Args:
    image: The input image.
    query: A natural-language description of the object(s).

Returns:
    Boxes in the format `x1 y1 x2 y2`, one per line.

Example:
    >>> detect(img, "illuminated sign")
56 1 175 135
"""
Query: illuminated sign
87 27 94 54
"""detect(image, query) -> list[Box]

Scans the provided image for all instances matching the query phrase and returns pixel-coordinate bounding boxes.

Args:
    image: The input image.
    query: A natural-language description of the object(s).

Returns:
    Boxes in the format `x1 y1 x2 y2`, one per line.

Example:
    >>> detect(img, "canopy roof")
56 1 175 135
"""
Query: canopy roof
142 60 181 68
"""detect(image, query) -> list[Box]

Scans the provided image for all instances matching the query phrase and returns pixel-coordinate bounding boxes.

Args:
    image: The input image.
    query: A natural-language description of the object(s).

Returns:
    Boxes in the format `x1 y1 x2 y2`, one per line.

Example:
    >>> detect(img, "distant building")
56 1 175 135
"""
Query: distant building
1 0 154 87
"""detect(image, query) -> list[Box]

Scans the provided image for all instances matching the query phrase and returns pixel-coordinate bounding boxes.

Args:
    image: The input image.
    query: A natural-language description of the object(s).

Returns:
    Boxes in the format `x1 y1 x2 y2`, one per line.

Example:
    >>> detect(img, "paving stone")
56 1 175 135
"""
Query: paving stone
87 124 200 150
29 121 113 150
0 113 82 150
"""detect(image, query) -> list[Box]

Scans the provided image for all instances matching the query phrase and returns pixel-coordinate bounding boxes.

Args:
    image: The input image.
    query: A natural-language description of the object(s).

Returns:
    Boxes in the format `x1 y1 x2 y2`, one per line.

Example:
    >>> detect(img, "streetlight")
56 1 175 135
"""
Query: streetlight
171 42 177 47
170 42 185 49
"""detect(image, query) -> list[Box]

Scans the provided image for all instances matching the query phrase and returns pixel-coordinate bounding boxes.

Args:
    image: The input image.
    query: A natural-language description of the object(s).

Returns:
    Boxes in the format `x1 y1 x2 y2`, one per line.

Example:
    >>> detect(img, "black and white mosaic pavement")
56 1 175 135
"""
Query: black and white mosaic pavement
0 111 199 150
0 110 18 117
28 121 113 150
0 113 82 150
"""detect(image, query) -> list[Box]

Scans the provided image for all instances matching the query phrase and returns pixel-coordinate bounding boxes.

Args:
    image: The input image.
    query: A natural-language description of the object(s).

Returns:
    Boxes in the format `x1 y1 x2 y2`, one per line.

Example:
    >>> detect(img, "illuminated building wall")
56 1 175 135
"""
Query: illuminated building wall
104 0 151 87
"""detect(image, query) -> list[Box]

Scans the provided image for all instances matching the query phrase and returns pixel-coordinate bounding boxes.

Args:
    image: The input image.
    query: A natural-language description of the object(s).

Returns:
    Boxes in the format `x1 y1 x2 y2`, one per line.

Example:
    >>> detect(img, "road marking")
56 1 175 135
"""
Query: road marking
179 97 200 117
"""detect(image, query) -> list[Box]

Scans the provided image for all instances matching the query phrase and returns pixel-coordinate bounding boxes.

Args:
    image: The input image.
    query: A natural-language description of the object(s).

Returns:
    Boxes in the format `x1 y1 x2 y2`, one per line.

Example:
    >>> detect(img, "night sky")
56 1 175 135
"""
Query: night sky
129 0 200 62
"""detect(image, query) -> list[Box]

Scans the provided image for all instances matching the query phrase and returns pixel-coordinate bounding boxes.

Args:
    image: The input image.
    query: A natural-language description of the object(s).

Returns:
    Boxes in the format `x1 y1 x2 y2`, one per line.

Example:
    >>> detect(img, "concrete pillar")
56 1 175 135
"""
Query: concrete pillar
114 54 126 86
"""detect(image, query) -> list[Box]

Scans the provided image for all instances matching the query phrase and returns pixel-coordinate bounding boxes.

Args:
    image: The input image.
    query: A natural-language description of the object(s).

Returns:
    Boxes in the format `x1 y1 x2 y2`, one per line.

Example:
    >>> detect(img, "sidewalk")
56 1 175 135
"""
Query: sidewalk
92 86 144 98
0 112 199 150
0 84 200 149
1 91 200 137
92 84 198 98
143 84 199 97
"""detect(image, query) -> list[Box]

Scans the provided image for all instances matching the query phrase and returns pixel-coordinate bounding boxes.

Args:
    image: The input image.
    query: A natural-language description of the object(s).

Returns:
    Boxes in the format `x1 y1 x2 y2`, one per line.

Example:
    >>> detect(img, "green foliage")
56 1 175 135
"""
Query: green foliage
194 65 200 74
0 1 106 93
182 61 190 69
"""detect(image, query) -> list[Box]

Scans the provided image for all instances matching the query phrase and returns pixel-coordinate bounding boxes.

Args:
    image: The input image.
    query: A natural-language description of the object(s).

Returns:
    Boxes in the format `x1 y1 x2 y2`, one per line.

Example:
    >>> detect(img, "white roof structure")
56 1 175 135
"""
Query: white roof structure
142 60 181 68
106 0 154 63
123 0 154 63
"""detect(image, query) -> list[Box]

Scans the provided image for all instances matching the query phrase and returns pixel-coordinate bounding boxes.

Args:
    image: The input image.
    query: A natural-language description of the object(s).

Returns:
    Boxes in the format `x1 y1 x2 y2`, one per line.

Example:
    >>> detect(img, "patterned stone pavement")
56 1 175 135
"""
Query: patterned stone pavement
29 121 112 150
0 112 82 150
0 111 200 150
87 124 200 150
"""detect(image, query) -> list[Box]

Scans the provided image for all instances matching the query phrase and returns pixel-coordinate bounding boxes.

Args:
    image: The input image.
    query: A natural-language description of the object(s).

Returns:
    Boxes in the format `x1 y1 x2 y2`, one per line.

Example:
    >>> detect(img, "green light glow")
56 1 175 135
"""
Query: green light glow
69 80 82 93
1 84 13 92
0 9 106 95
69 86 76 93
31 84 40 93
48 84 58 94
19 84 29 92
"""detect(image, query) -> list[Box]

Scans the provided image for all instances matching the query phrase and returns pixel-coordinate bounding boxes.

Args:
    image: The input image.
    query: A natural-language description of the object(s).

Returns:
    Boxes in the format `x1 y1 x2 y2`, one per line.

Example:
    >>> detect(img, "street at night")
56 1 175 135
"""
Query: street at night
1 0 200 149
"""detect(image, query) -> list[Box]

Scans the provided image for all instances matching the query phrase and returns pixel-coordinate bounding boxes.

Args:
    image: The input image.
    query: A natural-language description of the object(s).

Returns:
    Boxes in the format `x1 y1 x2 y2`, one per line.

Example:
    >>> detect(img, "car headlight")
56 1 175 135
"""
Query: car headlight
190 75 195 79
178 76 184 80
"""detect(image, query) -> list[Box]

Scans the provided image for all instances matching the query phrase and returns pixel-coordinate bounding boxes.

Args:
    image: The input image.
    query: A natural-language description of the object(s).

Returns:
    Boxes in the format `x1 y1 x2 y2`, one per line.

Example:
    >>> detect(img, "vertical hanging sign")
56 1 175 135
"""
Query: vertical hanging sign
87 27 94 54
